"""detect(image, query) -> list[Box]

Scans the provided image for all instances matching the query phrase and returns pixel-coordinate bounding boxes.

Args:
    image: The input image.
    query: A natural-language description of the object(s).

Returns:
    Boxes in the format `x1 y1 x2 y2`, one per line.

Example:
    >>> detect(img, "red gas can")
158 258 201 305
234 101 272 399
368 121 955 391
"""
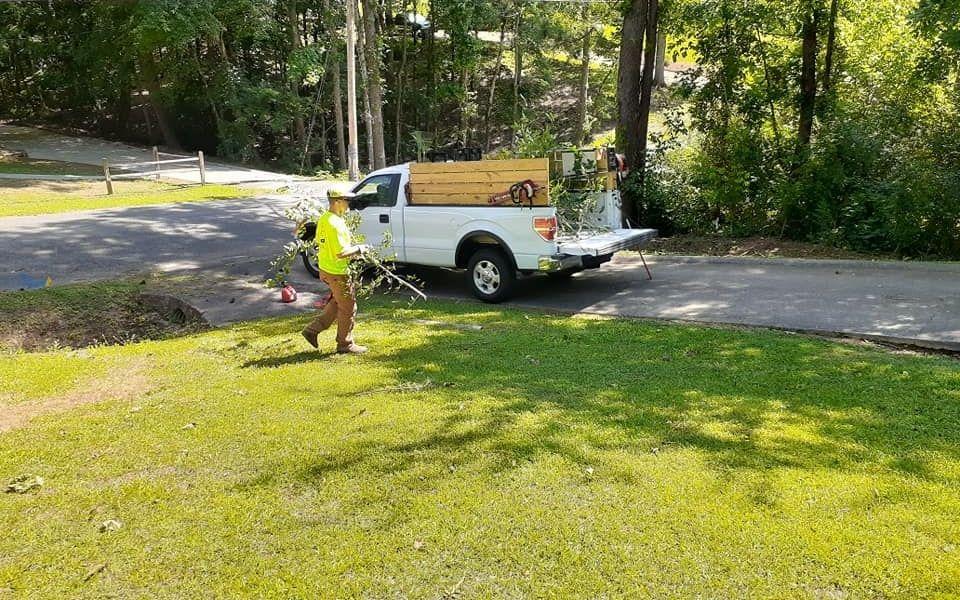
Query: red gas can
280 283 298 303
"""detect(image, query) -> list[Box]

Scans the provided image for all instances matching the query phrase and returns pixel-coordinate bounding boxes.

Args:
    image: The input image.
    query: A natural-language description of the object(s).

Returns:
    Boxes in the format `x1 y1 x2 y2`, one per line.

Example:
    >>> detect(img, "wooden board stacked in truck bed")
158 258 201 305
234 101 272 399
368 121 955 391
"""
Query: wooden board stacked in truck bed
408 158 550 206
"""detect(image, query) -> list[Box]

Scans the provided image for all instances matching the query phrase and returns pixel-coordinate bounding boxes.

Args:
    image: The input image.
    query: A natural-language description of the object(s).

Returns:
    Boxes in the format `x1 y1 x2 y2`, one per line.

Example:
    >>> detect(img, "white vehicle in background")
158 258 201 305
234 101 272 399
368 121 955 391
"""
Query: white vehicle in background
301 158 656 303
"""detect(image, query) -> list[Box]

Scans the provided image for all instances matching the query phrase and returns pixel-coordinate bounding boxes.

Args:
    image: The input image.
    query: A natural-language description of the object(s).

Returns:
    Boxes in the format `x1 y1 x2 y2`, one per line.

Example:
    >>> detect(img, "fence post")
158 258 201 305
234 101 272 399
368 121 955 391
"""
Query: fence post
103 159 113 195
198 151 206 186
152 146 160 181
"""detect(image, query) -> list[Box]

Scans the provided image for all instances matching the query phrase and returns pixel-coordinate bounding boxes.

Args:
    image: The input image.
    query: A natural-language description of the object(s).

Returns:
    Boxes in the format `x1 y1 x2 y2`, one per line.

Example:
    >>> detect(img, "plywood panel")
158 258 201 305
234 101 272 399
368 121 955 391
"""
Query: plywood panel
410 181 548 195
410 158 548 174
408 158 550 206
409 192 550 206
410 170 546 184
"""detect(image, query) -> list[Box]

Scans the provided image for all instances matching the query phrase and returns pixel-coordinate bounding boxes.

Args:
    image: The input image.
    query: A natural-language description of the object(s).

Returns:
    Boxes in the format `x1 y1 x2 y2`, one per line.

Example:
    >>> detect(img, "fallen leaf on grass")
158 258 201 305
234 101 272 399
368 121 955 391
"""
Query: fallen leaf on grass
83 563 106 582
99 519 123 533
413 540 426 551
5 475 43 494
181 422 196 430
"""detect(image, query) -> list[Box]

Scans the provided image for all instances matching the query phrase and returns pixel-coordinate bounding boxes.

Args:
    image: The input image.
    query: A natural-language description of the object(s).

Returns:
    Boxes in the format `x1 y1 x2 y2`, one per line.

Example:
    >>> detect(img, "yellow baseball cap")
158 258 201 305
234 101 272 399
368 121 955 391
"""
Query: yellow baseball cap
327 189 354 200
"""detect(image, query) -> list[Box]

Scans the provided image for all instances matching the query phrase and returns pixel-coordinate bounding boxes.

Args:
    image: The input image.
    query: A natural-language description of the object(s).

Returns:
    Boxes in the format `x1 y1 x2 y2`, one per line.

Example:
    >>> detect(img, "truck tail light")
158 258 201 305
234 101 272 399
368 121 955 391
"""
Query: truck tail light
533 216 557 241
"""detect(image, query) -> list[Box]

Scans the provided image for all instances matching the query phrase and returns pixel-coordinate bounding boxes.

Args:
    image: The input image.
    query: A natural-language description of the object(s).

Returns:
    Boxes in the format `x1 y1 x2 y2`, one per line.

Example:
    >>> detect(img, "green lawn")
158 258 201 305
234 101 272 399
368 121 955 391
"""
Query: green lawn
1 297 959 597
0 180 258 217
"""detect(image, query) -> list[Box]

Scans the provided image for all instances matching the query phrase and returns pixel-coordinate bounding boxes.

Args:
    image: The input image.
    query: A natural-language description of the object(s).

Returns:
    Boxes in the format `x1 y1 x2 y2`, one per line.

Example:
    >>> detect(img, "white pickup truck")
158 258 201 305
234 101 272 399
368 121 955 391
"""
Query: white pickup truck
301 162 657 303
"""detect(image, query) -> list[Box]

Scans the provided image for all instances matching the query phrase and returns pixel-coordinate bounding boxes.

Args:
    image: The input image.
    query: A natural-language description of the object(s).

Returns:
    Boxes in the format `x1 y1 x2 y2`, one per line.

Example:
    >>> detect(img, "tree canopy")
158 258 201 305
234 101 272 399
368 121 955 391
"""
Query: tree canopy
1 0 957 257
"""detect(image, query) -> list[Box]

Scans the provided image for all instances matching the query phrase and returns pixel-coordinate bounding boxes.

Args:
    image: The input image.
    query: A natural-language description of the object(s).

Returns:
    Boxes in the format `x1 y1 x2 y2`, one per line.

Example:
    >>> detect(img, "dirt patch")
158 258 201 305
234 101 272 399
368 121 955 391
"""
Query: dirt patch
0 283 208 352
0 178 183 198
0 155 101 176
0 358 152 433
649 234 892 260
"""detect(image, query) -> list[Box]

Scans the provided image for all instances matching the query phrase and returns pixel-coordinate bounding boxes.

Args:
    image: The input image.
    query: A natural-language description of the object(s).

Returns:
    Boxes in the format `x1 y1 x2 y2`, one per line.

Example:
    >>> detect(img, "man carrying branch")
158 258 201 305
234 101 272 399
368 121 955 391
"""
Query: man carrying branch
302 190 370 354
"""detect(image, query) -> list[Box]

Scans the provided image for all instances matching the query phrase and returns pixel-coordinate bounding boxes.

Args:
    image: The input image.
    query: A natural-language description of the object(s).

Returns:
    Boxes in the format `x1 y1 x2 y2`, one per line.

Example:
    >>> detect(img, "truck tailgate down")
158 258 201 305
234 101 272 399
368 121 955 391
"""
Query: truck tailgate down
557 228 658 256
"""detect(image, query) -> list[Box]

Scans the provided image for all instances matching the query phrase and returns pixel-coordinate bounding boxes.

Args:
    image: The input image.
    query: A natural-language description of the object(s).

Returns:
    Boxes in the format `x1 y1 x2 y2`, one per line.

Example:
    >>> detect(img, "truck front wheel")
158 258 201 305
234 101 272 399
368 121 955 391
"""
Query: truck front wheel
301 248 321 279
467 248 516 303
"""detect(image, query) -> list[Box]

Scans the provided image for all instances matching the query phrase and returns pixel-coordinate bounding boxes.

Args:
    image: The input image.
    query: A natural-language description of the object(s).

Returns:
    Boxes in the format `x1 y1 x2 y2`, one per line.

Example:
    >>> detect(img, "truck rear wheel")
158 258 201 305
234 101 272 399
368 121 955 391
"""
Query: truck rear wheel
467 248 516 303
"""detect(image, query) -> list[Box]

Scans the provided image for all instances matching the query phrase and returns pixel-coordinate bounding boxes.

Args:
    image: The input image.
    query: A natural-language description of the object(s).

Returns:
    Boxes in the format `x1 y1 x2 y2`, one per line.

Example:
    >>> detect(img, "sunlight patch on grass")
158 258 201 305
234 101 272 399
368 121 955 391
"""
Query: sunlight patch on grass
0 180 257 217
0 297 958 596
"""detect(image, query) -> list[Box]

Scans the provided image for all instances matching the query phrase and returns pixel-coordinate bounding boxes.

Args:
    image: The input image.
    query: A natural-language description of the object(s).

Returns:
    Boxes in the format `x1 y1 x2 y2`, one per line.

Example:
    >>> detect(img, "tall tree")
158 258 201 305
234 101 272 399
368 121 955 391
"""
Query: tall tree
324 0 348 170
512 5 524 141
287 0 306 146
356 12 375 171
574 4 593 146
137 49 182 150
822 0 840 93
654 32 667 88
393 0 411 163
346 0 360 179
798 3 819 151
361 0 387 170
636 0 660 197
618 0 646 179
484 10 509 151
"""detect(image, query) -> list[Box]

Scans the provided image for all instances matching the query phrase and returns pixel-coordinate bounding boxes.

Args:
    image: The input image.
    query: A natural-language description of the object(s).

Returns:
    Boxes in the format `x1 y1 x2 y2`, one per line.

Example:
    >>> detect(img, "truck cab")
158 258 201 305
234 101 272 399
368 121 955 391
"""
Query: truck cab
303 162 657 303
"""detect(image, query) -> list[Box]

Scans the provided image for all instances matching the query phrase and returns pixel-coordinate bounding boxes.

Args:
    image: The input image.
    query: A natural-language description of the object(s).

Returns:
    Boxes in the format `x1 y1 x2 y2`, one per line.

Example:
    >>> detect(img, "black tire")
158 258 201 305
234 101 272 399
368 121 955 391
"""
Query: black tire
467 247 516 303
301 249 320 279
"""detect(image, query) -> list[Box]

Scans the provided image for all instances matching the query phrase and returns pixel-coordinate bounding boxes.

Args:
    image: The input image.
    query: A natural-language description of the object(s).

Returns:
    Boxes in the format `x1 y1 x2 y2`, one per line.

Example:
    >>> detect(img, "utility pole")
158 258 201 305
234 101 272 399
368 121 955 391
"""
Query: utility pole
345 0 360 180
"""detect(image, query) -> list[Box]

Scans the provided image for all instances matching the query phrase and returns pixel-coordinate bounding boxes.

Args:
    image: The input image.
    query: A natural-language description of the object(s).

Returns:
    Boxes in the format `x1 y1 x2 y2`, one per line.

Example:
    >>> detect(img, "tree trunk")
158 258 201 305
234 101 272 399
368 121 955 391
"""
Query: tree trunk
345 0 361 179
654 32 667 88
427 0 437 136
137 50 182 150
512 6 524 141
822 0 840 93
574 4 593 146
460 67 472 146
361 0 387 169
114 63 133 139
356 12 375 171
756 27 785 167
617 0 646 183
287 0 306 145
484 14 509 151
332 49 348 170
798 8 818 151
394 0 410 163
636 0 660 209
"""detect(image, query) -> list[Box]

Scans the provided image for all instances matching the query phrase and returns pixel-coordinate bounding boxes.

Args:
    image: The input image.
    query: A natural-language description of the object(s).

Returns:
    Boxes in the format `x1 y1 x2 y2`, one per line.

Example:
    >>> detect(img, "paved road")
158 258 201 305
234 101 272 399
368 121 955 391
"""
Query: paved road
0 124 297 186
416 257 960 350
2 200 959 349
0 196 298 289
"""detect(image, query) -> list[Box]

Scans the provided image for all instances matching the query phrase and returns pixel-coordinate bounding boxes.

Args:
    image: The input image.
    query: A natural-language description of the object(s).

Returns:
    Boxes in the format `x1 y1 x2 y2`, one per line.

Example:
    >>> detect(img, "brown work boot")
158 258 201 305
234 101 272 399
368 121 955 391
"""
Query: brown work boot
301 330 319 349
337 343 368 355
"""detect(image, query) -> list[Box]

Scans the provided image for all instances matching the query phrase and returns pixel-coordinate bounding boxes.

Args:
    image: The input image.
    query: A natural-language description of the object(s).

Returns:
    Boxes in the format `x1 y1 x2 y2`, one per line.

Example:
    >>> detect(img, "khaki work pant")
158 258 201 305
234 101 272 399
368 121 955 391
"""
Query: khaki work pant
303 271 356 349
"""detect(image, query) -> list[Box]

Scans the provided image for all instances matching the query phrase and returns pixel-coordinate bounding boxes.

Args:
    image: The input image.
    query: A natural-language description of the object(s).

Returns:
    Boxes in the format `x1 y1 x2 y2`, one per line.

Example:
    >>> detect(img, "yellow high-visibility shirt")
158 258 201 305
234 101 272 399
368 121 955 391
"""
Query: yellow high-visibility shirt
316 211 352 275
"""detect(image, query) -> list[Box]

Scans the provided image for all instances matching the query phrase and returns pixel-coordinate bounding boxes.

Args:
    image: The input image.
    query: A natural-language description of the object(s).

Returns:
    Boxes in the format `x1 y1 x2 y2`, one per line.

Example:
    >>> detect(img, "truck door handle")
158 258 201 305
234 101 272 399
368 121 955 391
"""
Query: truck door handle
379 214 389 223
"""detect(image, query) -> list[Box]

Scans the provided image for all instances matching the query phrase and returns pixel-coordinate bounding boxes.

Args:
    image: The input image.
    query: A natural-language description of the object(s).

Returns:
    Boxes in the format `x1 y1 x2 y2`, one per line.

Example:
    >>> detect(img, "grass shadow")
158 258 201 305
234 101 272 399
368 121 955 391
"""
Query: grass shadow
283 303 960 488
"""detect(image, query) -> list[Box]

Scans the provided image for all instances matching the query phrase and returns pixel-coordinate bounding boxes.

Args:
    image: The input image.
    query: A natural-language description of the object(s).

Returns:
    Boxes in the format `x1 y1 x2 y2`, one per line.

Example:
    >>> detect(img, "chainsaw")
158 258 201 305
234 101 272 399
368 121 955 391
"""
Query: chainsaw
488 179 542 208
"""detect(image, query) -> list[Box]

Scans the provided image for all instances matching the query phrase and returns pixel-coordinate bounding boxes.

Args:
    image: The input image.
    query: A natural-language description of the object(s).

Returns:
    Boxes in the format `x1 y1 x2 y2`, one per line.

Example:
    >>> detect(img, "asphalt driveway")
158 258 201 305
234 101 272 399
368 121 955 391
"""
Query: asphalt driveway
1 199 958 350
0 124 295 186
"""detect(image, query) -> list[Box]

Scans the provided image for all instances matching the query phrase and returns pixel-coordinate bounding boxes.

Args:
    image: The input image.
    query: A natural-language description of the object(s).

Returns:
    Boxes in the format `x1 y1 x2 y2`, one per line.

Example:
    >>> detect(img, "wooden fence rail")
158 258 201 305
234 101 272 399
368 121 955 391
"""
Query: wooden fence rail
102 146 206 194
